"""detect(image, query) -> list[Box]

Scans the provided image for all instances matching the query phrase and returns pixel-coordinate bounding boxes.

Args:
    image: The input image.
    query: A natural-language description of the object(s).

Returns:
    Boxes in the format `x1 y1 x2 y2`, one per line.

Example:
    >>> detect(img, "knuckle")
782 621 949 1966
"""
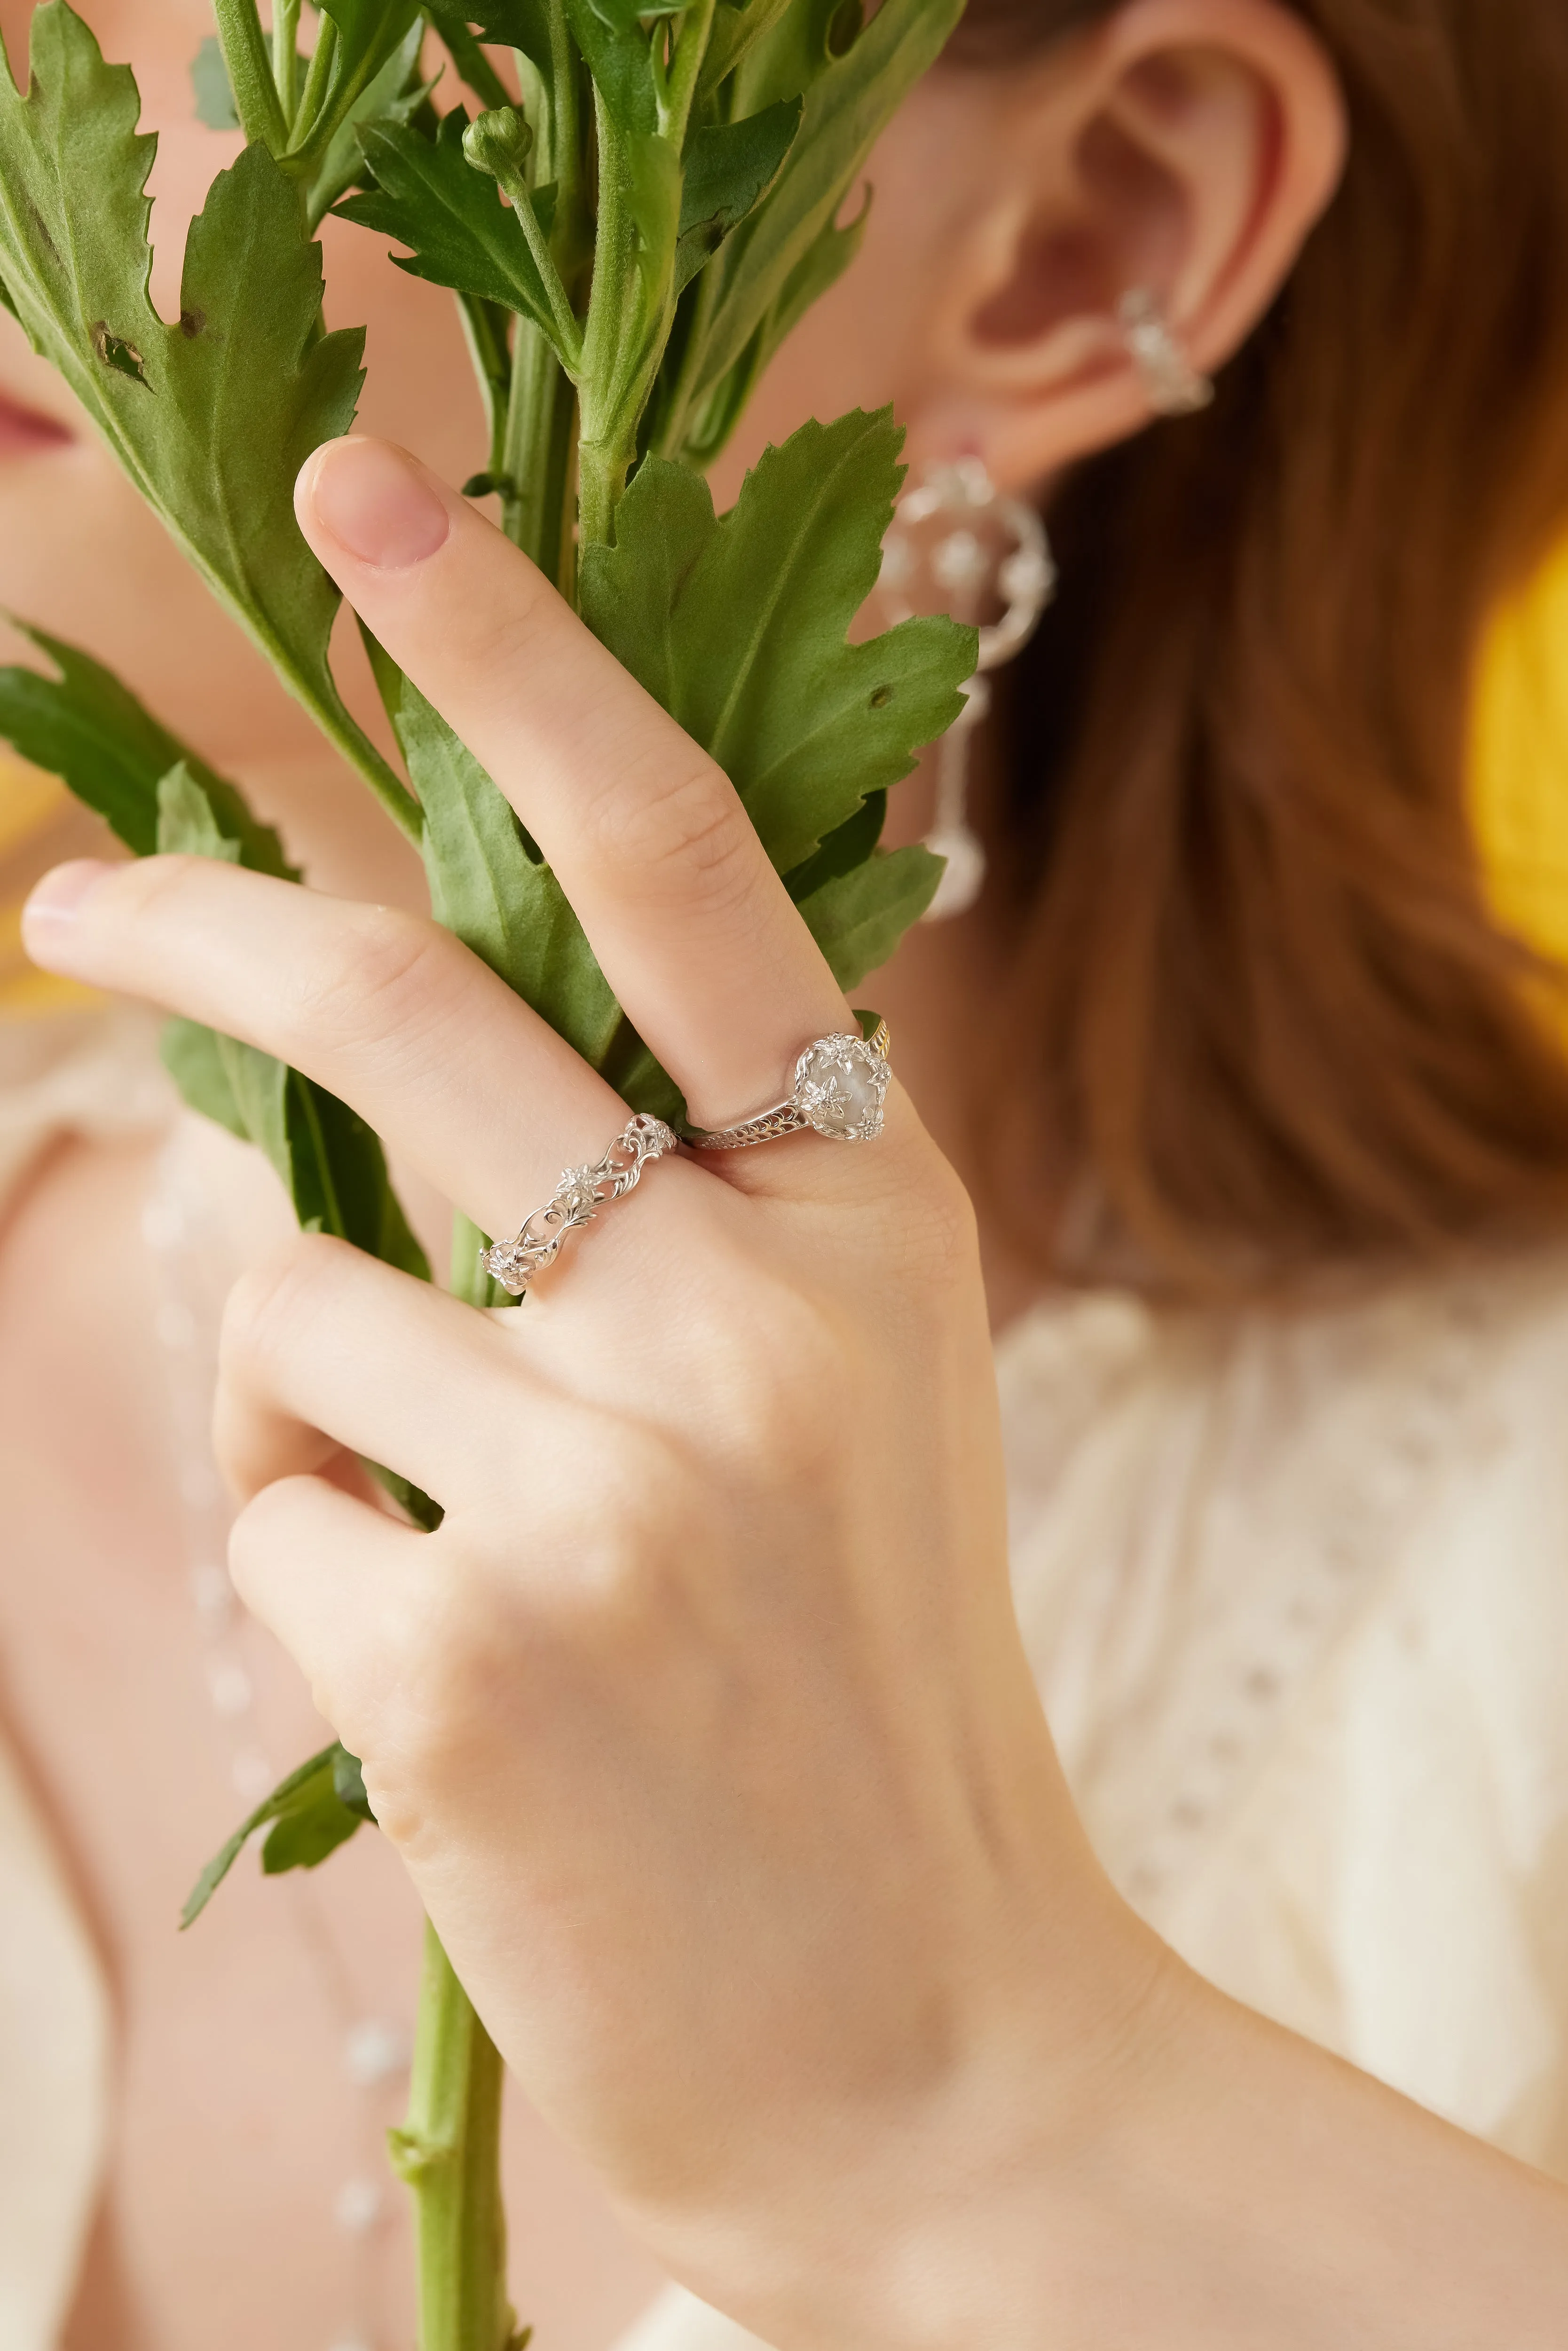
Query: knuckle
522 1419 696 1641
271 904 462 1070
220 1229 350 1376
588 756 757 916
226 1470 308 1590
131 851 214 915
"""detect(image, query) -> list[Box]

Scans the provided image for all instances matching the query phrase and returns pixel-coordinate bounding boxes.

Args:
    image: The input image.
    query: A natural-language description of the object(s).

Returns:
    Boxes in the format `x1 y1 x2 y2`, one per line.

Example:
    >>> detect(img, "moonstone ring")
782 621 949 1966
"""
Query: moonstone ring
481 1113 679 1297
680 1018 891 1150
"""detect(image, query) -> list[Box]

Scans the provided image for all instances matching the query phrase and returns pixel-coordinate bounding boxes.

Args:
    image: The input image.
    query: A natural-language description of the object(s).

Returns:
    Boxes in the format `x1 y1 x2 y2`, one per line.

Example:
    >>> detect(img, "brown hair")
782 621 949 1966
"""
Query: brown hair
954 0 1568 1293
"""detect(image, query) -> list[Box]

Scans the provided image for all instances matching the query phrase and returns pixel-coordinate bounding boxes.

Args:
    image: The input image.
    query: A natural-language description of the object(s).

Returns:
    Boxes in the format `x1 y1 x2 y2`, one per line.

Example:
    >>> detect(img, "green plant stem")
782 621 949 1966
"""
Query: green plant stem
656 0 717 148
273 0 301 123
501 179 583 369
383 1216 518 2349
392 1922 520 2351
458 293 514 483
576 92 640 551
287 14 339 157
295 669 424 843
500 320 578 591
212 0 288 150
542 0 591 294
652 257 721 462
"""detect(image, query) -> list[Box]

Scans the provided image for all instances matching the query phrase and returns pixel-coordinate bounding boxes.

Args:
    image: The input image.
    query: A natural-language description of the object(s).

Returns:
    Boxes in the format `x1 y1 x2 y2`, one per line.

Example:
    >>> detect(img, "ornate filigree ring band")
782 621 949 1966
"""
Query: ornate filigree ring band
681 1017 891 1151
481 1113 679 1298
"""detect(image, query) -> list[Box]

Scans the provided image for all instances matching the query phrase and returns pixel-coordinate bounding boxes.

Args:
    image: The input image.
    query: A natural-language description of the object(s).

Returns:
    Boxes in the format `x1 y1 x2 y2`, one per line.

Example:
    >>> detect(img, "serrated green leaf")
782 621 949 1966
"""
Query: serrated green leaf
0 621 293 873
797 842 942 989
261 1796 362 1872
365 635 625 1071
181 1741 373 1926
0 10 409 823
428 4 521 103
333 1744 378 1821
780 786 883 900
673 0 962 426
157 760 244 864
338 110 569 352
286 1066 433 1276
190 34 240 131
761 175 868 348
728 0 841 110
564 0 655 134
675 97 801 294
150 758 431 1280
441 0 552 70
308 0 424 151
307 18 434 222
580 410 975 873
0 631 428 1282
160 1017 249 1141
697 0 797 102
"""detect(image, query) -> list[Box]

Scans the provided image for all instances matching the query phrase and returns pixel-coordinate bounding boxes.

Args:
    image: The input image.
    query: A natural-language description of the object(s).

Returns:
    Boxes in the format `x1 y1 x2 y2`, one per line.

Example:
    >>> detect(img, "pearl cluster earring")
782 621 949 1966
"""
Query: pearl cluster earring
877 294 1210 923
879 456 1056 921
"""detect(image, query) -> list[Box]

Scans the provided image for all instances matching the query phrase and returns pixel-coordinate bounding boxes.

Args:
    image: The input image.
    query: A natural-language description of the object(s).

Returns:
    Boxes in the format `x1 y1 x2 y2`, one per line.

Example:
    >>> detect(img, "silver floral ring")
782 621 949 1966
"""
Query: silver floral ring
681 1019 891 1150
481 1114 679 1297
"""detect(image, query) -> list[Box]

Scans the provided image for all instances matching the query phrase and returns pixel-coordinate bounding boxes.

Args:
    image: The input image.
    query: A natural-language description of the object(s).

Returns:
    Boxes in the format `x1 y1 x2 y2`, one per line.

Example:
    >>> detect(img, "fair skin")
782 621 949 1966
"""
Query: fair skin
10 2 1568 2347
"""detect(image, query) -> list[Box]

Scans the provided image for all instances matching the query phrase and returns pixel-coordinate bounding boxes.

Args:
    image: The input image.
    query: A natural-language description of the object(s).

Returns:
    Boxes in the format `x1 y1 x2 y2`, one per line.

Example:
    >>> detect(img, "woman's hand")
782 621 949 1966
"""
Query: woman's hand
30 439 1568 2351
23 437 1163 2344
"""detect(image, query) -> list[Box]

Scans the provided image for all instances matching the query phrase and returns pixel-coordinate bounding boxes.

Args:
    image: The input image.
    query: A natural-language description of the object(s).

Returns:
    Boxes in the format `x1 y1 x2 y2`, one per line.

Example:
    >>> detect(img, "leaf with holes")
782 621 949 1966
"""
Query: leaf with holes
0 4 409 818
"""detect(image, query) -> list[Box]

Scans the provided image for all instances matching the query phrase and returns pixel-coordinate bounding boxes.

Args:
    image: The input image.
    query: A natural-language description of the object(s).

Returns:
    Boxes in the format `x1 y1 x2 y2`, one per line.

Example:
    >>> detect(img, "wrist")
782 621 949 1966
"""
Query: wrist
685 1892 1189 2351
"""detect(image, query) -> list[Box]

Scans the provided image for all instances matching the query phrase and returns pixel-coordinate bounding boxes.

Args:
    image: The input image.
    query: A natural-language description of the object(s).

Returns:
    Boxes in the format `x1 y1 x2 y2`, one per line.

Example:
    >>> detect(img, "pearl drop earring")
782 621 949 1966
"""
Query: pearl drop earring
1119 287 1214 417
879 456 1056 922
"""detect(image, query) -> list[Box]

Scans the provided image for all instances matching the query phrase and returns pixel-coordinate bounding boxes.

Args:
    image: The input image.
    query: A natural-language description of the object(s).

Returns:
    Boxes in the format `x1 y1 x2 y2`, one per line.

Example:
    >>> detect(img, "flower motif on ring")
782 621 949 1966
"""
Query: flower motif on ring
792 1034 890 1142
554 1167 603 1225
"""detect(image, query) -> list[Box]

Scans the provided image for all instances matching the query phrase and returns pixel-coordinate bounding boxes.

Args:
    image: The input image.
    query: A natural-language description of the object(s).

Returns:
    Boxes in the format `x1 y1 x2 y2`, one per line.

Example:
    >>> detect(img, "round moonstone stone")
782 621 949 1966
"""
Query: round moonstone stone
793 1035 890 1142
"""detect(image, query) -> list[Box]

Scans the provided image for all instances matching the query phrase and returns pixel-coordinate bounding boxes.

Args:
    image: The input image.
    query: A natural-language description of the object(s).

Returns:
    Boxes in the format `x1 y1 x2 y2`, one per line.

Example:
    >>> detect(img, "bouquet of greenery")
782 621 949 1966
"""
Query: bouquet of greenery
0 0 973 2339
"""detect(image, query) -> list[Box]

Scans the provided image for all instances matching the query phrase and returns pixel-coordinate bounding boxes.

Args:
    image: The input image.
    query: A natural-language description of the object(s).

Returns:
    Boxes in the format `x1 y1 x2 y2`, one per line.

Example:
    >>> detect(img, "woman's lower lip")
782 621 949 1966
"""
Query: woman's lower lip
0 389 74 455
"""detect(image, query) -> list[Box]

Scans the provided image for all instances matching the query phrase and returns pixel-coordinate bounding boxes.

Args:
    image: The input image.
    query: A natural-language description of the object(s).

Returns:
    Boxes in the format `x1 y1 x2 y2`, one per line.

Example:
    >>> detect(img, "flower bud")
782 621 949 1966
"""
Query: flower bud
462 106 534 189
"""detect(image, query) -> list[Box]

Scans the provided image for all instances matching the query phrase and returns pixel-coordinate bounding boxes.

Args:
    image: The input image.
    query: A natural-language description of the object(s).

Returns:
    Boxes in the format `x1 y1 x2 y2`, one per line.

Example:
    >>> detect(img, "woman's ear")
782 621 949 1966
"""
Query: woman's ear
911 0 1347 490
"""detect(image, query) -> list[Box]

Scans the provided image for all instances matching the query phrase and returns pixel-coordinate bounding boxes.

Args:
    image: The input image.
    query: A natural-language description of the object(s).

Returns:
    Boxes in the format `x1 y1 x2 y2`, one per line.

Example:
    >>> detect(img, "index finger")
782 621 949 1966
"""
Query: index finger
296 436 851 1132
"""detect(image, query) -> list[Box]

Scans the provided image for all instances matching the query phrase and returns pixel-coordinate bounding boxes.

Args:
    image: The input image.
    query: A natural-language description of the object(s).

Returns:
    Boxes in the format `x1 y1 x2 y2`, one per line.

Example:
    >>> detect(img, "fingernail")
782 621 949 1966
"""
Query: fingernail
22 859 112 958
305 437 452 570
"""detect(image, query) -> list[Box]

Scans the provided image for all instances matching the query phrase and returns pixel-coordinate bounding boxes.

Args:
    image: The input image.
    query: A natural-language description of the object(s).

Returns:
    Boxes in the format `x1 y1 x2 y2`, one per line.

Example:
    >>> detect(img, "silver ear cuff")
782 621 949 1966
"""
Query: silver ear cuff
1119 288 1215 417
